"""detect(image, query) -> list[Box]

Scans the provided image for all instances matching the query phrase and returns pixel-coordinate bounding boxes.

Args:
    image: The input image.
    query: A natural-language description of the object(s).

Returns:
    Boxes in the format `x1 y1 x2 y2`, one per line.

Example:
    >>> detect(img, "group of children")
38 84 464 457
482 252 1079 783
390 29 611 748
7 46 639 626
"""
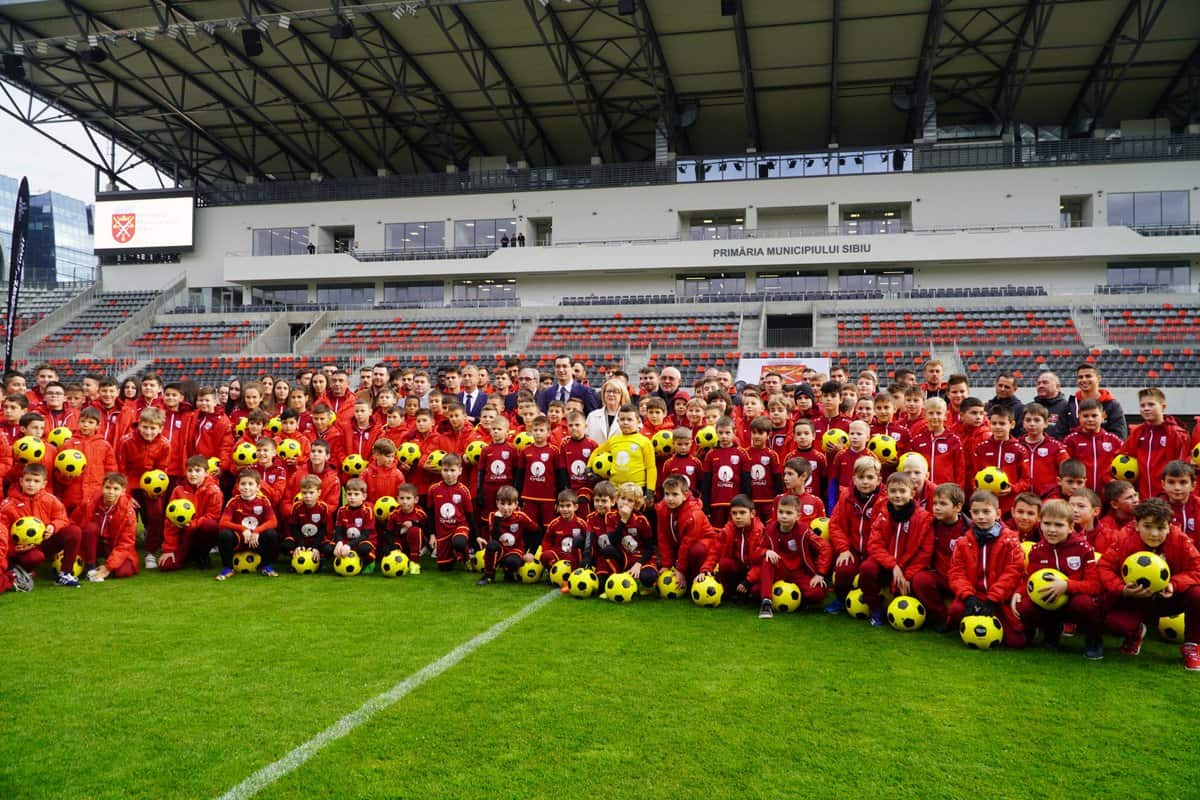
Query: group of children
2 360 1200 670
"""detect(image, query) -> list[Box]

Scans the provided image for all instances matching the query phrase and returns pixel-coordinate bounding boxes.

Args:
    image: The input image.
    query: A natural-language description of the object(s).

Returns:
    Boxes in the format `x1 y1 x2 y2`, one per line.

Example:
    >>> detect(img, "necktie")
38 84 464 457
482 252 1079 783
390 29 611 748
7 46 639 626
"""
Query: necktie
559 386 567 403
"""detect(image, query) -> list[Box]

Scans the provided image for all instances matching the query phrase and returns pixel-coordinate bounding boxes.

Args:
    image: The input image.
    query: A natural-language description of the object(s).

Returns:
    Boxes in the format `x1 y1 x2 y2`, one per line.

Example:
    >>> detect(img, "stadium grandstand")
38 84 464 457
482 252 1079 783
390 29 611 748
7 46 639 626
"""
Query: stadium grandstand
0 0 1197 418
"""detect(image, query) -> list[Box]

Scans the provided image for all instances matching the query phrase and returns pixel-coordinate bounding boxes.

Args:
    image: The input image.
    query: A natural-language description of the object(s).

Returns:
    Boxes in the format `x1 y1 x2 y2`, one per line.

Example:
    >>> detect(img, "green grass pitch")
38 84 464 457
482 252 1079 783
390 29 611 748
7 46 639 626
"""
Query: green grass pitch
2 568 1199 800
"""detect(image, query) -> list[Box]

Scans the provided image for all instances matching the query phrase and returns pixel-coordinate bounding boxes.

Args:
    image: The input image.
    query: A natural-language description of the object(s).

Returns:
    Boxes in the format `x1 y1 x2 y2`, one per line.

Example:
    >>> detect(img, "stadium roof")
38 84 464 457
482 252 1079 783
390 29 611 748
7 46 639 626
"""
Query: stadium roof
0 0 1197 188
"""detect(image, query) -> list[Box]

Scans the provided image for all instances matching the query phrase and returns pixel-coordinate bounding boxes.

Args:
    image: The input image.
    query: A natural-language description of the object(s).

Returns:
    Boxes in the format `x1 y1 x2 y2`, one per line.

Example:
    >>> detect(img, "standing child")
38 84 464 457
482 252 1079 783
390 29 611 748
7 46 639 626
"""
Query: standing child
908 398 964 489
745 417 783 521
859 472 934 626
74 472 139 581
1013 499 1104 659
1094 480 1137 554
58 407 118 513
700 417 751 526
478 416 519 522
427 453 475 570
591 404 657 500
254 437 288 519
115 407 170 570
1069 490 1102 546
826 456 882 613
1159 461 1199 546
559 412 599 515
1098 498 1200 670
1121 387 1189 502
661 427 702 498
282 439 341 518
362 439 404 503
1062 399 1124 493
756 494 832 619
827 420 872 511
970 406 1029 516
216 469 280 580
776 458 826 529
516 416 564 529
1021 403 1067 497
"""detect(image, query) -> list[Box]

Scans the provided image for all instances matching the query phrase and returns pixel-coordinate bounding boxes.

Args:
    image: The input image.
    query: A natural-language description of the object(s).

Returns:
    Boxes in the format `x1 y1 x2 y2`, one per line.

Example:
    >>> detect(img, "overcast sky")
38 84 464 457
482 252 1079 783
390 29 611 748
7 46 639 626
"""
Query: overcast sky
0 85 166 201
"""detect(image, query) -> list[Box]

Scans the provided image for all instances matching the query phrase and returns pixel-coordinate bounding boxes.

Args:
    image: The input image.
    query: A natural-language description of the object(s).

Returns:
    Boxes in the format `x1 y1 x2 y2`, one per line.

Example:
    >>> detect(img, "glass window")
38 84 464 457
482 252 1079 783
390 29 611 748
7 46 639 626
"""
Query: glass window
1107 262 1190 288
315 284 373 305
452 279 517 303
1162 191 1189 225
256 285 309 305
1134 193 1161 227
758 272 828 294
252 226 308 256
675 273 746 297
382 282 444 304
453 218 520 248
1107 194 1133 227
384 221 445 252
839 269 913 292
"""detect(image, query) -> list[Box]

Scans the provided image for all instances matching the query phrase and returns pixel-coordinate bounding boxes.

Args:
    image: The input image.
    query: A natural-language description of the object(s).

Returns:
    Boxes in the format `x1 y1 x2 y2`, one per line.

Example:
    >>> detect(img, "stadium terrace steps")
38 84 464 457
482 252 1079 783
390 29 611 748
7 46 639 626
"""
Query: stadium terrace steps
27 290 160 357
833 307 1082 347
1097 303 1200 345
0 285 89 339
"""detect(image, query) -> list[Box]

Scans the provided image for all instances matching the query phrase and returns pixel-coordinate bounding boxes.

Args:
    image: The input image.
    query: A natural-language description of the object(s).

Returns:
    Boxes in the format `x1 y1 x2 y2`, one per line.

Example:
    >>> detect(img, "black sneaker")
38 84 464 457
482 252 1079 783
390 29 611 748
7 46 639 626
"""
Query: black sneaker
1043 623 1062 650
476 576 492 586
758 599 774 619
1084 636 1104 660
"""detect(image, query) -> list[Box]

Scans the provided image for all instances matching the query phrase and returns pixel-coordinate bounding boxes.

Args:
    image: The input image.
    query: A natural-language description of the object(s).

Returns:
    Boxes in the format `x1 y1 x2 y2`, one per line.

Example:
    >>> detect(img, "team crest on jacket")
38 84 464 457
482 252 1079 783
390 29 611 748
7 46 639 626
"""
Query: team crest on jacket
802 504 814 515
937 443 948 453
685 465 695 474
312 513 321 522
452 493 462 503
253 505 264 515
1159 436 1168 446
787 539 799 551
1101 441 1113 452
1037 447 1048 456
761 456 771 465
1004 452 1016 464
1067 556 1081 570
241 516 259 529
203 421 212 430
501 451 509 460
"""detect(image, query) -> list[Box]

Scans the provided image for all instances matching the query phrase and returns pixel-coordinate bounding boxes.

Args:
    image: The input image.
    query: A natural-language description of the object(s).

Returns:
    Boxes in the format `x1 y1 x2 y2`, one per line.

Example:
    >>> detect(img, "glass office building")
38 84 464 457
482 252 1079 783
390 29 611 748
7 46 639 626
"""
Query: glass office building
25 189 97 285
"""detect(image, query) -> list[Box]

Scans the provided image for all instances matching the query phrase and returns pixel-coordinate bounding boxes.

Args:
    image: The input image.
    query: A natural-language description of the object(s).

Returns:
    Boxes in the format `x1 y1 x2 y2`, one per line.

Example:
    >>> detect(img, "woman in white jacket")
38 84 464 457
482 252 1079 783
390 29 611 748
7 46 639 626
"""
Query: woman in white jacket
585 379 630 443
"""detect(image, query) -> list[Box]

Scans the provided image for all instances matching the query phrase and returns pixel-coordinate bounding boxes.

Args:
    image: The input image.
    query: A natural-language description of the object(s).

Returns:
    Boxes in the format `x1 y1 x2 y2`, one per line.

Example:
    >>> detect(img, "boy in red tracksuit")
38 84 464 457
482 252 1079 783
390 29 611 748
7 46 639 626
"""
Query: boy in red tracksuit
404 410 441 499
779 419 827 497
162 456 224 571
363 439 404 503
661 427 702 499
1095 480 1137 555
115 407 171 570
954 398 991 463
826 456 882 612
478 417 519 522
701 418 751 527
426 454 475 570
282 474 335 568
1099 497 1200 670
6 413 57 492
254 438 288 518
307 405 346 468
656 475 717 586
908 398 964 489
184 387 231 471
436 403 477 458
334 478 378 571
0 463 84 587
713 495 765 601
971 407 1031 516
94 378 135 446
912 483 969 632
1161 461 1199 546
476 485 540 585
542 489 587 571
516 417 564 528
859 472 934 626
1121 388 1190 502
216 469 280 580
947 490 1027 648
58 407 118 513
584 482 616 568
594 482 656 592
776 459 826 530
343 399 380 465
1062 399 1124 493
827 420 872 511
383 484 427 571
41 383 78 432
74 472 139 581
1013 499 1104 658
282 440 341 519
745 418 782 521
1021 403 1067 497
160 383 192 485
559 413 598 516
756 494 832 619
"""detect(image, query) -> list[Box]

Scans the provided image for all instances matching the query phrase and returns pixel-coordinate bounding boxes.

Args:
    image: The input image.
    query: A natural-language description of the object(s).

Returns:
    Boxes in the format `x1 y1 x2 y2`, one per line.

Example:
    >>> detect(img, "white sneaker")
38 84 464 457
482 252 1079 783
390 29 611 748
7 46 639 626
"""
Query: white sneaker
86 569 106 583
144 553 159 570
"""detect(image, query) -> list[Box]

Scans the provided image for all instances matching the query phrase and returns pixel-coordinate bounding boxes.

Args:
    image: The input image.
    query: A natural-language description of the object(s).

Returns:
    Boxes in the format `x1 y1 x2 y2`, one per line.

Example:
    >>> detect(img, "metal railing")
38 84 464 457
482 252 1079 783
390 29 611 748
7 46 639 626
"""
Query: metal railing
189 135 1200 207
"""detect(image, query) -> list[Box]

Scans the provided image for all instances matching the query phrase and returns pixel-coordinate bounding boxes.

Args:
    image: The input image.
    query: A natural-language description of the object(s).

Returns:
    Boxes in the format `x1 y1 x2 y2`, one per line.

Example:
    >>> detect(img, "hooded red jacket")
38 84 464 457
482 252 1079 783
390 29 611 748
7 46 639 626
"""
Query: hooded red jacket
948 526 1025 603
1098 525 1200 596
72 492 139 572
866 504 934 580
655 495 717 572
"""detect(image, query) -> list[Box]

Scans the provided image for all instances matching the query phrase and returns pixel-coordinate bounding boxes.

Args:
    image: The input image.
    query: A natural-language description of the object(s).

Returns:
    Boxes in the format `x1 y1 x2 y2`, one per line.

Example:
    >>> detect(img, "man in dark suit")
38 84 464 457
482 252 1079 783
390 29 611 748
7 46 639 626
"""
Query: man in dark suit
537 354 598 414
457 364 489 423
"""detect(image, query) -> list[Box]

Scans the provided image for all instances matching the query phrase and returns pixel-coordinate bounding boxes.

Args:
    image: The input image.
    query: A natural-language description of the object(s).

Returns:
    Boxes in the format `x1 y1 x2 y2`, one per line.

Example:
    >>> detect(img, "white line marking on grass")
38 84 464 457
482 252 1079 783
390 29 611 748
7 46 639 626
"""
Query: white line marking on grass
217 589 559 800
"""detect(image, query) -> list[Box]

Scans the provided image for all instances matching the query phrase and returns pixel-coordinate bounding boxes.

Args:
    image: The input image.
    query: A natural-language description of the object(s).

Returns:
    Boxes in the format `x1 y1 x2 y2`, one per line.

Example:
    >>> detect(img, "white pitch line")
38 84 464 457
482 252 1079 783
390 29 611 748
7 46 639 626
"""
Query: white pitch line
216 589 560 800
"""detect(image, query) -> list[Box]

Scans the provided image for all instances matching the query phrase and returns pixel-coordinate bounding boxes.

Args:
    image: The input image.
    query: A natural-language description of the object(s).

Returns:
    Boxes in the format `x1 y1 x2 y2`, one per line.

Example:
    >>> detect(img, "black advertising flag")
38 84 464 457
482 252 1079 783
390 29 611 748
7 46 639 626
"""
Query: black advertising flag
4 177 30 373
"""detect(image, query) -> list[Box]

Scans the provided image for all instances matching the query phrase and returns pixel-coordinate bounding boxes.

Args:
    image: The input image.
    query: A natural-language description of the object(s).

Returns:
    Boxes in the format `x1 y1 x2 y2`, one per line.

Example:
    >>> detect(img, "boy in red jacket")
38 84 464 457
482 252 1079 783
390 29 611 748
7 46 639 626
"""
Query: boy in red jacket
362 439 404 503
427 453 476 570
162 456 224 571
115 407 170 570
282 474 335 569
477 485 540 586
700 417 751 526
713 495 765 601
756 494 831 619
655 475 716 588
908 398 964 489
1062 399 1123 493
1098 497 1200 670
384 483 427 572
1121 388 1189 502
947 490 1027 648
1021 403 1066 497
912 483 969 632
58 407 118 513
334 478 378 572
75 472 139 581
971 406 1030 516
826 455 882 613
184 387 231 473
859 472 934 627
1012 499 1104 658
1160 460 1199 546
542 489 586 572
0 463 84 587
281 440 340 518
216 469 280 581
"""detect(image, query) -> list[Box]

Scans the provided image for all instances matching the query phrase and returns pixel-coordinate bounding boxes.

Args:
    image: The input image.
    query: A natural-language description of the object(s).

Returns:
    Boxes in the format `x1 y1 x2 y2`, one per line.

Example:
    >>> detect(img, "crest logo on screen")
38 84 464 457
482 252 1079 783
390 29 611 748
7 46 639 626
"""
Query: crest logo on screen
112 213 136 244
